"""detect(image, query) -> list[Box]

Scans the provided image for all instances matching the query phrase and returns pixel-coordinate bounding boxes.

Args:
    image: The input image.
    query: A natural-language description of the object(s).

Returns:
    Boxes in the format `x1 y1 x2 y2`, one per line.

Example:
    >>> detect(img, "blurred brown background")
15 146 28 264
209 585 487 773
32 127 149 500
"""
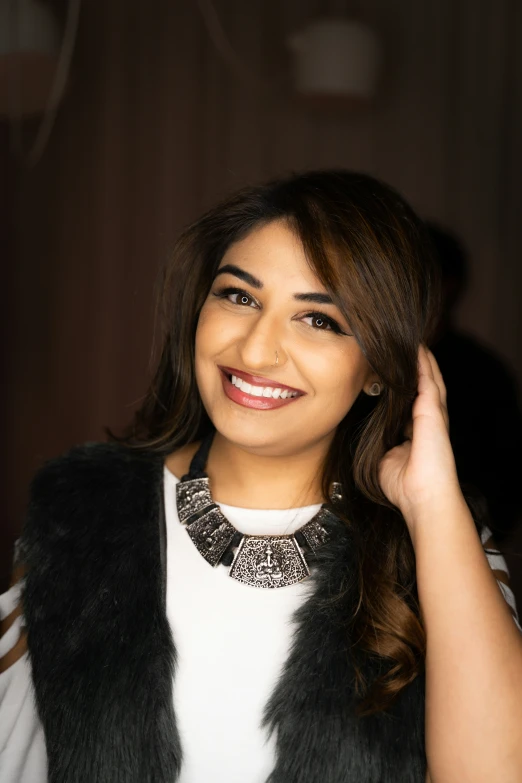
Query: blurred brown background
2 0 522 599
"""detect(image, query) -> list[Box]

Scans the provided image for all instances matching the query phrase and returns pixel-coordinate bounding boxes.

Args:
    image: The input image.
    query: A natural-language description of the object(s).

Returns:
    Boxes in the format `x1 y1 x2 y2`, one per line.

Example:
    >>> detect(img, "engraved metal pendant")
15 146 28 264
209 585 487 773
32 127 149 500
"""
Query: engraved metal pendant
186 508 236 567
176 477 213 523
229 535 309 588
300 508 336 551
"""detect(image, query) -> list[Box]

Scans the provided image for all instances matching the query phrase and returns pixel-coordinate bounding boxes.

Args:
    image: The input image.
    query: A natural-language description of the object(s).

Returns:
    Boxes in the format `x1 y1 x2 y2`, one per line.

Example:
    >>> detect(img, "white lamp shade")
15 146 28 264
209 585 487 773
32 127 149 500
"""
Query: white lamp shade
287 17 381 102
0 0 61 116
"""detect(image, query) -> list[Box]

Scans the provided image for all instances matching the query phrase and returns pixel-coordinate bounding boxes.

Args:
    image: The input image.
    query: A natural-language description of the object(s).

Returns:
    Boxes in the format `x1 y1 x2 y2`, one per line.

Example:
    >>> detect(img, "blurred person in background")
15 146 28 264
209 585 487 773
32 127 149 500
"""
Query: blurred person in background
428 223 522 544
1 171 522 783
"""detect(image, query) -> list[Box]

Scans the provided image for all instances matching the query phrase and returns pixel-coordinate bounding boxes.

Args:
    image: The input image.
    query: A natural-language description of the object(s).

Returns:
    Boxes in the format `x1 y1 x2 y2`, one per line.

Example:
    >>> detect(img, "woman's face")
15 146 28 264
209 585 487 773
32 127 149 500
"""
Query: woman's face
195 220 377 457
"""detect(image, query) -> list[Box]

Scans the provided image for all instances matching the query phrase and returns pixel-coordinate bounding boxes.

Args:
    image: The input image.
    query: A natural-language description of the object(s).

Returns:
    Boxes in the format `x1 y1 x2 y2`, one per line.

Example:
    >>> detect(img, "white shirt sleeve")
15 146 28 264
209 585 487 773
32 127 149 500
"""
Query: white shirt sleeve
481 526 522 631
0 582 48 783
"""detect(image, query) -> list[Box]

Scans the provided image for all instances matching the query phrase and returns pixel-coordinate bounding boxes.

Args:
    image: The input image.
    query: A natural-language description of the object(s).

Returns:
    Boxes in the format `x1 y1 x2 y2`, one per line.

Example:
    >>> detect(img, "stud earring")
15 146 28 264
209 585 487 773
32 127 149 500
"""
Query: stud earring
368 382 382 396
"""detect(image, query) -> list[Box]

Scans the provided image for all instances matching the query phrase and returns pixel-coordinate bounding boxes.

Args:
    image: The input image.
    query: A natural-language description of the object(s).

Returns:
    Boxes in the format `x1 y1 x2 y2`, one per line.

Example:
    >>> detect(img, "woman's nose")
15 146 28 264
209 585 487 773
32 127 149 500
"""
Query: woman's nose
237 317 286 370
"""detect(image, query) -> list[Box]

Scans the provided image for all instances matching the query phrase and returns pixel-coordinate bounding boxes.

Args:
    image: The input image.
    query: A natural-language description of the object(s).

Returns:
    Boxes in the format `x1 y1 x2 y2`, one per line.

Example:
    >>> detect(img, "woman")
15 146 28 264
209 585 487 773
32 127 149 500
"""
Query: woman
1 170 521 783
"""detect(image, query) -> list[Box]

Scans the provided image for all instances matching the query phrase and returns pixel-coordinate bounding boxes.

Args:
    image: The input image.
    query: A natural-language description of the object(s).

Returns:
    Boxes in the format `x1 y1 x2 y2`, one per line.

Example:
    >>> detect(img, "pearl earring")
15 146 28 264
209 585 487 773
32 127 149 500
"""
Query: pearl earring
368 382 382 396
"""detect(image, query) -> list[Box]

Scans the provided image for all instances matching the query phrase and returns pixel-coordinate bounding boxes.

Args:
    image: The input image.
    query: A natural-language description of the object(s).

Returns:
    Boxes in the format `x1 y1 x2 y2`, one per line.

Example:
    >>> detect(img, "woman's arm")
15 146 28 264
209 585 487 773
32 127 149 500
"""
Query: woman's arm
0 563 27 672
378 346 522 782
408 495 522 782
0 561 48 783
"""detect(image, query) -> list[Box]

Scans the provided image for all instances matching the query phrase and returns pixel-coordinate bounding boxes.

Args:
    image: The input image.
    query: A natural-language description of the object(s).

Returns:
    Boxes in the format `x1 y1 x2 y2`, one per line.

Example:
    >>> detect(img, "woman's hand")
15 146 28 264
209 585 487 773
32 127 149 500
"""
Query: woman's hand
378 345 462 536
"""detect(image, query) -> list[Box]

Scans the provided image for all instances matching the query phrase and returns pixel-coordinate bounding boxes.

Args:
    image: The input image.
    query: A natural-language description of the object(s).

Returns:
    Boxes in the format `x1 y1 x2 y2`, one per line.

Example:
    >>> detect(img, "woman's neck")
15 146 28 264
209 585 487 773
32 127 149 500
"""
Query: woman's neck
204 431 331 510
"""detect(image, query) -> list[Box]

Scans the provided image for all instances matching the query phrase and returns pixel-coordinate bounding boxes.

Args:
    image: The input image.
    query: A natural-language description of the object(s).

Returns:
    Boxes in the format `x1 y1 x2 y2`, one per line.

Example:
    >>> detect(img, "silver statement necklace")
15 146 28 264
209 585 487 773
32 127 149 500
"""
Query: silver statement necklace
175 430 342 589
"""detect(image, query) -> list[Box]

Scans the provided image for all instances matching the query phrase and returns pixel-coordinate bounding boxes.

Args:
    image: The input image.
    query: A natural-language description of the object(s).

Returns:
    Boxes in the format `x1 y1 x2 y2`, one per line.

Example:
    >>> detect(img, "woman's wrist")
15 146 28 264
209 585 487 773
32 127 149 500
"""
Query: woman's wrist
400 485 469 548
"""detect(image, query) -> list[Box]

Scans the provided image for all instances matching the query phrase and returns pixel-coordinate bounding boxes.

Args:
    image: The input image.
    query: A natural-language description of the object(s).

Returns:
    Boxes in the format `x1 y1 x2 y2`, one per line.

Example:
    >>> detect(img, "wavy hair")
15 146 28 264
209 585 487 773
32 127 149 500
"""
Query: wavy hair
115 170 442 715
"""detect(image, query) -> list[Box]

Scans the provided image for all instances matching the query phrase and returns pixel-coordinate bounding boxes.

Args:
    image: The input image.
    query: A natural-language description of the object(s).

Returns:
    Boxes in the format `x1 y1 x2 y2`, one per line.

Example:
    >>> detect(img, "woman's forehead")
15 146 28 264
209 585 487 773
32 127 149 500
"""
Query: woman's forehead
218 221 324 289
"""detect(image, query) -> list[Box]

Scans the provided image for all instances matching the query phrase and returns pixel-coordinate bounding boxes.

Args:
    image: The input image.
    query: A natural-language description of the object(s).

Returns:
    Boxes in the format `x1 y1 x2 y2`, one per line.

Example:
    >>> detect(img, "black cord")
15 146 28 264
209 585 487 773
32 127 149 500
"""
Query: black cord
183 429 216 480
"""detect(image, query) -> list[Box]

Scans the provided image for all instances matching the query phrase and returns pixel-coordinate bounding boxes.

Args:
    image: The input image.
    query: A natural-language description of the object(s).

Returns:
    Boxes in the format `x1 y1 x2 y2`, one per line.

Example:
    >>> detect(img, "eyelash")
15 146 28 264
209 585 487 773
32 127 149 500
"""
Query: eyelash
211 286 347 335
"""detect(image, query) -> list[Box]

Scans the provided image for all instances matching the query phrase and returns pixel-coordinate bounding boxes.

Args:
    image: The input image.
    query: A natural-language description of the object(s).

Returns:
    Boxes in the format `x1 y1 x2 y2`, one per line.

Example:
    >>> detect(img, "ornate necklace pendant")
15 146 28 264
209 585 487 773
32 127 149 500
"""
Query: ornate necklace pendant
229 535 309 588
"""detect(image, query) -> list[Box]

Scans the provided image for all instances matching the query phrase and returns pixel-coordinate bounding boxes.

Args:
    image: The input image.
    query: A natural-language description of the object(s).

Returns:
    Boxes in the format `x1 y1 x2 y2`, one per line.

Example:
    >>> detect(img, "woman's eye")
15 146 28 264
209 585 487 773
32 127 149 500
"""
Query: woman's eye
302 313 343 334
307 314 330 330
213 287 257 307
233 292 255 306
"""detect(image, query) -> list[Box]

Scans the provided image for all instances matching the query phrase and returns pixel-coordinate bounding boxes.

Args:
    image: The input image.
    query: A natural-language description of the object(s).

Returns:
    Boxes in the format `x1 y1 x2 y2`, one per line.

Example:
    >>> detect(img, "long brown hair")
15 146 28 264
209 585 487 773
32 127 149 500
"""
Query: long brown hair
116 170 441 715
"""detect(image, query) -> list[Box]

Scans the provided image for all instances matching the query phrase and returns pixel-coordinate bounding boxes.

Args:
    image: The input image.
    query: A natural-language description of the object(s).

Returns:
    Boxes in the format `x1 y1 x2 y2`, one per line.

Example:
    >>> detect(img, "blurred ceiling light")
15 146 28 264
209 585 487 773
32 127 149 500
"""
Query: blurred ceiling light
0 0 61 117
0 0 81 166
287 17 381 107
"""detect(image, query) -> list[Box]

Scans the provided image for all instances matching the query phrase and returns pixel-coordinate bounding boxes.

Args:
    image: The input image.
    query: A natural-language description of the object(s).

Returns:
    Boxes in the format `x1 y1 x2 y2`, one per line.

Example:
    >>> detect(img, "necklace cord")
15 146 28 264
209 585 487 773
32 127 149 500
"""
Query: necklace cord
183 429 216 480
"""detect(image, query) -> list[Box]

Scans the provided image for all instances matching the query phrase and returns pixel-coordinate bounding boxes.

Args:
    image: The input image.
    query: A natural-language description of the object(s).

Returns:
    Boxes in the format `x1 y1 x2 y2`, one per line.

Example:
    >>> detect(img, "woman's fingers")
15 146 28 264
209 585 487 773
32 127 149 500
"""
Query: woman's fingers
417 344 449 431
424 345 447 407
403 346 450 444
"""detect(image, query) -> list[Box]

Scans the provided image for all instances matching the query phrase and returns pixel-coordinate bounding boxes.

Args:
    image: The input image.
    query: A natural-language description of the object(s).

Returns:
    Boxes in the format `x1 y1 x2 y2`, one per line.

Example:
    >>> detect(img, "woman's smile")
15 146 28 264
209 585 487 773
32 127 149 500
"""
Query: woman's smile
219 366 304 410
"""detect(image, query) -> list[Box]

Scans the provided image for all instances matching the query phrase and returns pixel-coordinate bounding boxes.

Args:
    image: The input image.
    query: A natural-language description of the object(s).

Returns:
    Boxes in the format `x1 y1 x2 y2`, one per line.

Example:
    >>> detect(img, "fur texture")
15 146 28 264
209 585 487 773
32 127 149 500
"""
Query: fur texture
20 443 426 782
263 515 426 782
21 443 181 783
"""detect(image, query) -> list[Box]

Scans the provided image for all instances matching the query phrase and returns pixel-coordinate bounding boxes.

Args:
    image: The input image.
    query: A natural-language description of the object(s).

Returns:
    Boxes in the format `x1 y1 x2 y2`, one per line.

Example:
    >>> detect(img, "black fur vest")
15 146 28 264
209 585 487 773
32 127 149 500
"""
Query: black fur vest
19 443 426 783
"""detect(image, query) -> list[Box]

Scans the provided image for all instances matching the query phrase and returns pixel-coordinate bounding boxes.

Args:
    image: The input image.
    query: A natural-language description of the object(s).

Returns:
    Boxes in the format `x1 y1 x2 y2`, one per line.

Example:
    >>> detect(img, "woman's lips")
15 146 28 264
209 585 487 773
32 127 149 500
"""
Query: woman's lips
219 365 304 394
220 369 303 410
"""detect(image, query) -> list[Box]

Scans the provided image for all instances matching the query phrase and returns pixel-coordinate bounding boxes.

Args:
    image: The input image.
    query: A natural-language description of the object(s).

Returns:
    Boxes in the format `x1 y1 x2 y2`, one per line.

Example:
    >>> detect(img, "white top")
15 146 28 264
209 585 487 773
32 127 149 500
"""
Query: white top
0 466 520 783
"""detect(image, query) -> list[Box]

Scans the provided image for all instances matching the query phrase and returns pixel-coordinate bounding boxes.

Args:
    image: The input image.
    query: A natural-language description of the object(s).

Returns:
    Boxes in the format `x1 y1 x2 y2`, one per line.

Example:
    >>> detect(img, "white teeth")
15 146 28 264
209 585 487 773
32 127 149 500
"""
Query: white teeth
229 374 298 400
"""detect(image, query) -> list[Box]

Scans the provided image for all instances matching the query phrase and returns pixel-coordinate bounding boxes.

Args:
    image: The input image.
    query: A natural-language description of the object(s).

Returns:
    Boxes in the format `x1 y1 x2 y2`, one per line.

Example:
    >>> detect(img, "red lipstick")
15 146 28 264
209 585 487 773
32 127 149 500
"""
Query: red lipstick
219 367 305 411
219 366 304 394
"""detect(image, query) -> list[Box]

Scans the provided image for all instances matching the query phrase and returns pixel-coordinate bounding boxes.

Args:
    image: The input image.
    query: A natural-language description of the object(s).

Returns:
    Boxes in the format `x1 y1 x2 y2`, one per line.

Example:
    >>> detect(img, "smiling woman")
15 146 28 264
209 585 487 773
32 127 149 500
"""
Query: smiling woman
1 170 521 783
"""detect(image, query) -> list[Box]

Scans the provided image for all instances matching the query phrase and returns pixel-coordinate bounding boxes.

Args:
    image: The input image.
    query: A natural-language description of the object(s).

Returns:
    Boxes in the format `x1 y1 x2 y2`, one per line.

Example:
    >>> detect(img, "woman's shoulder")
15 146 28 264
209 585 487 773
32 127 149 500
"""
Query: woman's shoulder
29 441 163 500
34 440 160 475
19 442 165 562
30 438 202 493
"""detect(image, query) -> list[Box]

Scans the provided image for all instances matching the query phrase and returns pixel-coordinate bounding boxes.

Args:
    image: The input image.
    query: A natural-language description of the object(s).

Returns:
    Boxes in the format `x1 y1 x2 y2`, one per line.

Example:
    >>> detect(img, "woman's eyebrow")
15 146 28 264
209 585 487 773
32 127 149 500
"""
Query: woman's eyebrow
215 264 262 289
214 264 334 305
